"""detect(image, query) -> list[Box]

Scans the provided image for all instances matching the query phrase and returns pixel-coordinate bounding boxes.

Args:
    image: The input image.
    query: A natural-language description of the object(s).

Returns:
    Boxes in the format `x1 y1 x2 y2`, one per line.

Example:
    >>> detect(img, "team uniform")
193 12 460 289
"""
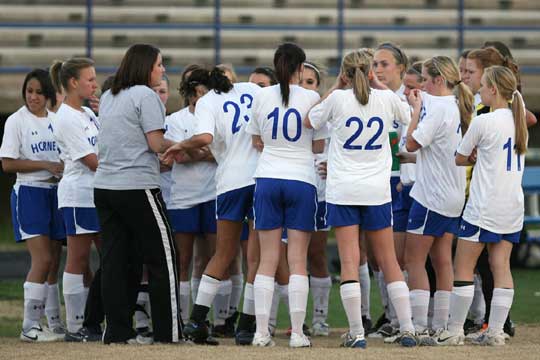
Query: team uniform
309 87 415 345
442 108 525 346
0 106 65 341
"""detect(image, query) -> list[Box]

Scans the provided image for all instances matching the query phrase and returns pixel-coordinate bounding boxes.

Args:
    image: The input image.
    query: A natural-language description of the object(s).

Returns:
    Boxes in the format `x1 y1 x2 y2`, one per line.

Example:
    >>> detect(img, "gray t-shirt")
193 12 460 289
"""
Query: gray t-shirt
94 85 165 190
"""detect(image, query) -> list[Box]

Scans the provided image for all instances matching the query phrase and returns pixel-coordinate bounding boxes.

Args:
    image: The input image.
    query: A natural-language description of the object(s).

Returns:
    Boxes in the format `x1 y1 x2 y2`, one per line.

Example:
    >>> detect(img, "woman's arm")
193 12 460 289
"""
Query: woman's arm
406 89 423 152
455 148 477 166
1 158 63 176
312 139 325 154
252 135 264 152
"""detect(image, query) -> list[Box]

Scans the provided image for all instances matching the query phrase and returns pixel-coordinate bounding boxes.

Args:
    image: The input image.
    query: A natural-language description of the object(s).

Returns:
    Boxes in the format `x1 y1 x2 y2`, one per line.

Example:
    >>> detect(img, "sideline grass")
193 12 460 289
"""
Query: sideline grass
2 269 540 338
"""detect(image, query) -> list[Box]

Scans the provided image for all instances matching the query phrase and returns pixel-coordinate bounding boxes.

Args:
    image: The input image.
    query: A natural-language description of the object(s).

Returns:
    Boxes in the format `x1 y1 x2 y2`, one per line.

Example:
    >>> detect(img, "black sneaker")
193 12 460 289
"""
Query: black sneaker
184 320 216 345
65 326 102 342
503 318 515 337
463 319 480 335
193 335 219 346
235 329 254 345
362 316 373 334
373 312 390 331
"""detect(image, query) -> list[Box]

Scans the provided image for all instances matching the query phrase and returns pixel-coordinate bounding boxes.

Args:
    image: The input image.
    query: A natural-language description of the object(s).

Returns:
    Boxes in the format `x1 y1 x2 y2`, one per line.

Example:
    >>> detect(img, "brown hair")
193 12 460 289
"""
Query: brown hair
111 44 160 95
483 66 527 155
274 43 306 107
341 50 372 105
49 57 94 93
468 47 521 91
423 56 474 134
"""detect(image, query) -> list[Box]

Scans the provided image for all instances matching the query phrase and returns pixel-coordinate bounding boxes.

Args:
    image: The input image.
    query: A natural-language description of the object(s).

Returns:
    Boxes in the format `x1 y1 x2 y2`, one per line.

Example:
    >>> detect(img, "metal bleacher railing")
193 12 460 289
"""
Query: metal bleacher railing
0 0 540 76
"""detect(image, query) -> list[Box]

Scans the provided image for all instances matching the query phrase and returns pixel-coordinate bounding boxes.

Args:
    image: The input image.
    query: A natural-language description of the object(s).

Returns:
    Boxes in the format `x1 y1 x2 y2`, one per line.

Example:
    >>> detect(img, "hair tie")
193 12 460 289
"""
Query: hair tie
513 90 519 97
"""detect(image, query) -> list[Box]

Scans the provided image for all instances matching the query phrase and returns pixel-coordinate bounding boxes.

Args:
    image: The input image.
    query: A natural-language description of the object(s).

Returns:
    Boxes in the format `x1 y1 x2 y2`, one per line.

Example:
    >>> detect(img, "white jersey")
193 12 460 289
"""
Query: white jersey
410 93 465 217
166 107 217 209
246 84 325 186
194 82 260 196
458 109 525 233
309 88 410 205
52 103 99 208
0 106 60 183
396 85 416 185
160 115 173 206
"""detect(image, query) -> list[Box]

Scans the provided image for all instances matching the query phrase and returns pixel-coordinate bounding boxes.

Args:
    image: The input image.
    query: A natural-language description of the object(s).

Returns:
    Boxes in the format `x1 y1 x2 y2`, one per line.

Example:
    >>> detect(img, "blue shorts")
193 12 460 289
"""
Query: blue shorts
459 219 521 244
62 207 100 236
216 185 255 222
326 202 392 231
10 184 65 242
393 184 413 232
390 176 401 212
253 178 317 231
316 201 329 231
168 200 217 234
407 200 460 237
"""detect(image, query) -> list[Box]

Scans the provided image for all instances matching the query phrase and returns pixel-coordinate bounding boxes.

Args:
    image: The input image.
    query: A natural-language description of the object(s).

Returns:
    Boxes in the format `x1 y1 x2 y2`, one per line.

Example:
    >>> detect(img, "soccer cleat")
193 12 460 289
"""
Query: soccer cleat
377 323 399 338
471 332 506 346
183 320 212 344
126 334 154 345
341 333 367 349
46 325 67 341
417 328 437 346
311 321 330 337
20 325 58 342
289 332 311 348
399 331 418 347
235 329 255 346
434 329 465 346
252 332 275 347
64 326 103 342
465 323 487 342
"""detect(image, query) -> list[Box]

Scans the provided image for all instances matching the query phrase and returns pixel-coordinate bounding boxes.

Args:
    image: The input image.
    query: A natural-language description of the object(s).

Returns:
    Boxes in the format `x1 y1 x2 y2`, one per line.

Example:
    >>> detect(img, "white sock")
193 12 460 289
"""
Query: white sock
447 285 474 334
289 274 309 336
23 282 46 331
374 271 390 319
340 282 364 337
213 279 232 326
229 274 244 317
135 291 150 329
63 272 86 333
195 274 220 308
278 284 289 311
242 282 255 316
311 276 332 325
191 277 201 304
45 283 62 329
359 264 371 319
179 281 191 323
387 281 414 333
488 288 514 336
410 289 430 332
269 284 280 330
469 274 486 325
432 290 451 331
254 274 274 336
41 282 48 320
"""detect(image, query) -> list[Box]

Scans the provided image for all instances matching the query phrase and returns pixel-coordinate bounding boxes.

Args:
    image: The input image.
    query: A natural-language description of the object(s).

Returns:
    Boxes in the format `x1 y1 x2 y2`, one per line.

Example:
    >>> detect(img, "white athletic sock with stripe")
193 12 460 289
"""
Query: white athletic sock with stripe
311 276 332 325
23 282 46 332
242 282 255 316
432 290 451 331
410 289 430 332
195 274 220 308
469 274 486 325
387 281 415 333
289 274 309 336
45 283 62 329
359 263 371 318
447 284 474 334
340 282 364 338
213 279 232 326
229 274 244 316
179 281 191 323
190 277 201 304
269 284 280 330
254 274 274 336
63 272 86 333
487 288 514 336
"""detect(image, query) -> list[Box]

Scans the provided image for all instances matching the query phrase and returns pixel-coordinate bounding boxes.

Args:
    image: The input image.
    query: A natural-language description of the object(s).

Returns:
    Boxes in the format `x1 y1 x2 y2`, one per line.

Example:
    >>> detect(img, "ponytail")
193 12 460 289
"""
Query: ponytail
273 43 306 107
49 57 94 94
453 81 474 135
49 60 63 93
342 50 372 105
512 90 527 155
208 66 233 94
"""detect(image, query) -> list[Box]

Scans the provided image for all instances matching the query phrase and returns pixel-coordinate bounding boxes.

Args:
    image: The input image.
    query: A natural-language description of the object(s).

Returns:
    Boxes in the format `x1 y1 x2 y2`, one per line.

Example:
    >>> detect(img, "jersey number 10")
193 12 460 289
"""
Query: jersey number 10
267 107 302 142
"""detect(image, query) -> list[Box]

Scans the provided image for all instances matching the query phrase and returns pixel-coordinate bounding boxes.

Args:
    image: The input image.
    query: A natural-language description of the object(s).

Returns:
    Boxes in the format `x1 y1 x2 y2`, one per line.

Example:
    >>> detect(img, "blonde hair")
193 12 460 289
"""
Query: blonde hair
341 50 371 105
483 66 527 155
423 56 474 134
50 57 94 93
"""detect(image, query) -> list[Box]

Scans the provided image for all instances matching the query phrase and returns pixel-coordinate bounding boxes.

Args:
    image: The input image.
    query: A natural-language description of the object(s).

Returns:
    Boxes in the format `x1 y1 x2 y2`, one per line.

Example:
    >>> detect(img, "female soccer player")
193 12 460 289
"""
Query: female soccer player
404 56 474 341
436 66 526 346
0 69 64 342
163 66 261 346
246 43 325 348
307 49 416 348
95 44 180 344
50 58 102 342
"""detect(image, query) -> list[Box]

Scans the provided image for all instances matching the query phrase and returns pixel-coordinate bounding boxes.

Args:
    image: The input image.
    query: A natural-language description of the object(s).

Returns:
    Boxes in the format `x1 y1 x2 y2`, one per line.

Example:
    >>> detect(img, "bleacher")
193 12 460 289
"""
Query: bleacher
0 0 540 114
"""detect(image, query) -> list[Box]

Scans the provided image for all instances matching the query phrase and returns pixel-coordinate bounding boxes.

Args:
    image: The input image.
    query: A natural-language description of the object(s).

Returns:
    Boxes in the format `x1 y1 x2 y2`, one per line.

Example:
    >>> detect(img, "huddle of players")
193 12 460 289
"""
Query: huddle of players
1 39 532 348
